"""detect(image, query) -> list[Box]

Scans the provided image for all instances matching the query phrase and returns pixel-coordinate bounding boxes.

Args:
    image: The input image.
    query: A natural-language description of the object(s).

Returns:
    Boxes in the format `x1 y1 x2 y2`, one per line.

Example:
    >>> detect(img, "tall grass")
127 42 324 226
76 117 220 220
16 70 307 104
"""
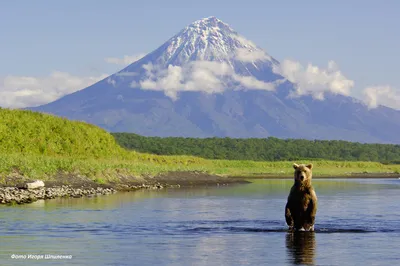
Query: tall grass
0 154 399 182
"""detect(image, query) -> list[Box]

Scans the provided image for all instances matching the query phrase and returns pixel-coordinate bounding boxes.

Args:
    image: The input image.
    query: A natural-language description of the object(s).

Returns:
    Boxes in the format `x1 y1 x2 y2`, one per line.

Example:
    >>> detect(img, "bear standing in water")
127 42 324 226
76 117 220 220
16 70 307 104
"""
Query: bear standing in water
285 163 318 231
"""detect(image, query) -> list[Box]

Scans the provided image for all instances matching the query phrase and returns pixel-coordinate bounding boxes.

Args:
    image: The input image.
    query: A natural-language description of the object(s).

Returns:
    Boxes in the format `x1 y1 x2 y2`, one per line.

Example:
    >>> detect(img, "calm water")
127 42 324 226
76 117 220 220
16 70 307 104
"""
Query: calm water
1 178 400 265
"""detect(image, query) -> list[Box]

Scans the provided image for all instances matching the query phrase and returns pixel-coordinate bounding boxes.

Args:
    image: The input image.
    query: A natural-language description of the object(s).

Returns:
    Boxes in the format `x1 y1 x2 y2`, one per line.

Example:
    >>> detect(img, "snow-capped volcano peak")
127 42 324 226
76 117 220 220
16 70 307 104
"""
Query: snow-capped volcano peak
114 17 282 95
183 16 236 36
141 16 275 67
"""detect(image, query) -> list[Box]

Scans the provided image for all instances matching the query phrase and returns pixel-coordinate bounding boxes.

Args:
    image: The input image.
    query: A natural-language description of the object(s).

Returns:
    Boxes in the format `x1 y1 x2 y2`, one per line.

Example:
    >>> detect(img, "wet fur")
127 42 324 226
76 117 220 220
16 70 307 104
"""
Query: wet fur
285 163 318 231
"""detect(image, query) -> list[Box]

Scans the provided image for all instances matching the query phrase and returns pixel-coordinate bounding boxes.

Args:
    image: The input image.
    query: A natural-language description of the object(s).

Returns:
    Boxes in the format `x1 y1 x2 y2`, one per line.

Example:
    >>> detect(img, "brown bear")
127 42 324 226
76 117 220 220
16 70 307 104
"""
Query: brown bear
285 163 318 231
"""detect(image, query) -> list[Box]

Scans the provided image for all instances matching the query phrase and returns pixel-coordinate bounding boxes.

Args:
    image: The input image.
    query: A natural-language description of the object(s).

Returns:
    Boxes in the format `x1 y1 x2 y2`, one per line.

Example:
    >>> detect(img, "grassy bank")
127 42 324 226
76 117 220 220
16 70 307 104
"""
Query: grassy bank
1 153 399 185
0 108 399 186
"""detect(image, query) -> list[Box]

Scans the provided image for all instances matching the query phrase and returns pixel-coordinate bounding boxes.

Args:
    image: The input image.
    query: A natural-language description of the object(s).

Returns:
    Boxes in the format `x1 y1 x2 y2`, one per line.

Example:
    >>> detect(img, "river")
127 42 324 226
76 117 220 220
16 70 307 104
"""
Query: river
1 178 399 265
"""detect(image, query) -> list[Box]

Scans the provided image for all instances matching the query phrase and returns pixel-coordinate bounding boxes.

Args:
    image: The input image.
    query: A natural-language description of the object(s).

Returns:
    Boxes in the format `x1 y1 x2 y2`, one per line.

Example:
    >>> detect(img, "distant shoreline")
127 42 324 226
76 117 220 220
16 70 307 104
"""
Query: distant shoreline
2 171 399 189
1 171 399 205
0 171 248 205
231 172 400 180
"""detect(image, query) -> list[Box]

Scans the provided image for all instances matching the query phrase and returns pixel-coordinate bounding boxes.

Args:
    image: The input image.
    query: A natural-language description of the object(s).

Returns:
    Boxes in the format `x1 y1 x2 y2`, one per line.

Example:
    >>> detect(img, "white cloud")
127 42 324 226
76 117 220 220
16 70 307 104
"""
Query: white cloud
273 59 400 110
232 75 276 90
134 61 277 99
136 62 226 100
231 35 258 49
104 54 145 65
272 59 355 100
234 48 271 62
142 62 156 79
0 72 107 108
362 86 400 110
107 77 116 87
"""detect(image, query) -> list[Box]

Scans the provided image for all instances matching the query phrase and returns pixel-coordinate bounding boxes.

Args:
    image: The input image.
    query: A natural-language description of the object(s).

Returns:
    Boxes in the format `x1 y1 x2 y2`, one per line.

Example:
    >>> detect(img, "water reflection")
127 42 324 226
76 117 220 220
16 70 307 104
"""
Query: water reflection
285 232 316 265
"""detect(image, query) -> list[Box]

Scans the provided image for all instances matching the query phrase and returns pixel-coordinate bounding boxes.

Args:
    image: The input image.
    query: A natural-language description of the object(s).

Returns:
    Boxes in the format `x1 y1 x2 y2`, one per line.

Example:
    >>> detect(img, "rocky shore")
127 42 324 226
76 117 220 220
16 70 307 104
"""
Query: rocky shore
0 171 250 205
0 186 117 205
0 182 184 205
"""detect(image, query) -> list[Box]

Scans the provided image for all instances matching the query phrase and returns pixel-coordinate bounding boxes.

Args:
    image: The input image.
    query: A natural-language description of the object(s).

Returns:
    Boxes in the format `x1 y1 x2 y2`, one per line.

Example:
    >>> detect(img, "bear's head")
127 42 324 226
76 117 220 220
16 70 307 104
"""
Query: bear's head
293 163 313 187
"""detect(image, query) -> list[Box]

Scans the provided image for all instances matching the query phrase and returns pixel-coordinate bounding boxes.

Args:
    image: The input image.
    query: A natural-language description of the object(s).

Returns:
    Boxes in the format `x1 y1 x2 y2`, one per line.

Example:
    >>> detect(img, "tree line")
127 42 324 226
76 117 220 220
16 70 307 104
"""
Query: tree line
112 133 400 163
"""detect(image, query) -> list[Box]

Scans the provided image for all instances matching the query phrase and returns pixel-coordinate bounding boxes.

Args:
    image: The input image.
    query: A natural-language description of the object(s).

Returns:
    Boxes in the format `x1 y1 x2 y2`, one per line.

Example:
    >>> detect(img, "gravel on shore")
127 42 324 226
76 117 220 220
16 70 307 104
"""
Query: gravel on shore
0 186 117 205
0 171 250 205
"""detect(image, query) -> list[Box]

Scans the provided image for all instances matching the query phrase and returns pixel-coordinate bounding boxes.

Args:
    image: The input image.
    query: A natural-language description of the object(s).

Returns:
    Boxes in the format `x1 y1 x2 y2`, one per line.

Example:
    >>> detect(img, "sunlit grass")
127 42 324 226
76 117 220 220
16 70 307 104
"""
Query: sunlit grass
0 153 399 184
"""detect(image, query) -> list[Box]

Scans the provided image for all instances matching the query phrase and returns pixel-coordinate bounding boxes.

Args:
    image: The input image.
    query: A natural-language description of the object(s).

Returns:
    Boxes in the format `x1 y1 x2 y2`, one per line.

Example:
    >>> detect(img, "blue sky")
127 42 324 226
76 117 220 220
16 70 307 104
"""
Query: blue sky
1 0 399 108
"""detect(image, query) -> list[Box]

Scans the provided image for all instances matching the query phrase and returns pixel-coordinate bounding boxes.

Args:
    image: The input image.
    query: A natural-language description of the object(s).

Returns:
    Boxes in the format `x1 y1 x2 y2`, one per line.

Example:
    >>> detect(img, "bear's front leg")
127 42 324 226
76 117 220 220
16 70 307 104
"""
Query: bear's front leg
305 194 317 231
285 202 294 230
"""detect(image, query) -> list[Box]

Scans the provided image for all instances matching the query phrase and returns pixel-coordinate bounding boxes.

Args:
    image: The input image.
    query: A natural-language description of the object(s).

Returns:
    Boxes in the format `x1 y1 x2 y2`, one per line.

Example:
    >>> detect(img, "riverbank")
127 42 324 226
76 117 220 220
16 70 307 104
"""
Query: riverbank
0 186 116 205
2 170 399 205
230 172 400 179
1 153 399 183
0 171 250 205
1 151 400 206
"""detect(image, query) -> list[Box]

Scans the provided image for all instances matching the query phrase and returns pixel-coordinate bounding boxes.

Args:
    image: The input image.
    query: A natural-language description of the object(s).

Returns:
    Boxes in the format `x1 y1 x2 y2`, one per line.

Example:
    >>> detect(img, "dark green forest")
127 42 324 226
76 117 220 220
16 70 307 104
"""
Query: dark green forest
112 133 400 163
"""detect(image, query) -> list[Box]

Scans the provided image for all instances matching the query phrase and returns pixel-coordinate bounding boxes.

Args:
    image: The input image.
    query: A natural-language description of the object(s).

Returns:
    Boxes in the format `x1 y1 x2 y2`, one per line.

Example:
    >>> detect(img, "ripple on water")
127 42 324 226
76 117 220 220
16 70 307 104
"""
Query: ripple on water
168 219 400 235
181 226 377 234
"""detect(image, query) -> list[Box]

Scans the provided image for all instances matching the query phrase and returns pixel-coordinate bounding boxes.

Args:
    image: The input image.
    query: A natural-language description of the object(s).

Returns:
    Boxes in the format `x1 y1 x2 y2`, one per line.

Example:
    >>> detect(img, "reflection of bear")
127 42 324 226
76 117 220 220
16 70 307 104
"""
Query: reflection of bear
285 163 318 231
285 232 316 265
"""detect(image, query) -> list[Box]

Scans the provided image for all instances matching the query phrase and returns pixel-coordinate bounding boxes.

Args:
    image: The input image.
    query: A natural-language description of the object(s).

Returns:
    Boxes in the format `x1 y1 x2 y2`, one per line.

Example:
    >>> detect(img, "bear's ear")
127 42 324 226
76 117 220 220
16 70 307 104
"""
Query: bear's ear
306 163 313 170
293 163 299 169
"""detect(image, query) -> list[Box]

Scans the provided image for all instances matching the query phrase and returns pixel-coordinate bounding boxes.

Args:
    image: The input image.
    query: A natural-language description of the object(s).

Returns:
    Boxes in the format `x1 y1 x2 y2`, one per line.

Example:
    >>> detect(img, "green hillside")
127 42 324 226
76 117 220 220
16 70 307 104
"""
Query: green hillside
0 108 207 181
0 108 123 158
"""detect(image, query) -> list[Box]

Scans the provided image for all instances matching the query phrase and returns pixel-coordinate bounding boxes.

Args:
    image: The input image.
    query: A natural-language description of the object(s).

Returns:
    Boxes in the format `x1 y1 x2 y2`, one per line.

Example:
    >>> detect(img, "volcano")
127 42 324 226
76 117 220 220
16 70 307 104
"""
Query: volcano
30 17 400 144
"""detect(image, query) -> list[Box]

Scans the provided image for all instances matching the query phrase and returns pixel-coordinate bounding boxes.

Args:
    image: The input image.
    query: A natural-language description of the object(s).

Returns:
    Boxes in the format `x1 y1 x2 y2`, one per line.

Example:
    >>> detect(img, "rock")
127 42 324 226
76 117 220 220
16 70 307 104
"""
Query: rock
25 180 45 189
1 180 167 205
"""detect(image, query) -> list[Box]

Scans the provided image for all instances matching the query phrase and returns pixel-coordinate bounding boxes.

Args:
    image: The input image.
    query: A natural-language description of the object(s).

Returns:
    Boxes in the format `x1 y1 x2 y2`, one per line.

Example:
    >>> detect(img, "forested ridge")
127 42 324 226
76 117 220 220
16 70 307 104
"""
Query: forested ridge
112 133 400 163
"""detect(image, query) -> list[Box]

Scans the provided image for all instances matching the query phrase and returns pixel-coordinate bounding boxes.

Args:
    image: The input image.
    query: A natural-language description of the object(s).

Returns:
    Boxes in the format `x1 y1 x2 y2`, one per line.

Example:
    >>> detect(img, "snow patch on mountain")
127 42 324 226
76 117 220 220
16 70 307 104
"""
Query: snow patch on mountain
148 16 276 69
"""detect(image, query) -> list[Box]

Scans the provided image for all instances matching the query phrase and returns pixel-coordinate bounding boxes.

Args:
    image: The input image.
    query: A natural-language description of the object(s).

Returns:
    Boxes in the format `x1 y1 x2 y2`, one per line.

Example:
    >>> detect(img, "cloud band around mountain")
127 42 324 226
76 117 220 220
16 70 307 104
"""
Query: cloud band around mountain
0 59 398 111
133 61 278 100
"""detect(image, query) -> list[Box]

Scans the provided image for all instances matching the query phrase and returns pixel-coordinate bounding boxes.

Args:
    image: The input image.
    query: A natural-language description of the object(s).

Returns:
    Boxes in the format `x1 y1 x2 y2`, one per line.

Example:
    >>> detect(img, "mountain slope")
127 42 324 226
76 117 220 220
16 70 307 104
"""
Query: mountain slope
29 17 400 144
